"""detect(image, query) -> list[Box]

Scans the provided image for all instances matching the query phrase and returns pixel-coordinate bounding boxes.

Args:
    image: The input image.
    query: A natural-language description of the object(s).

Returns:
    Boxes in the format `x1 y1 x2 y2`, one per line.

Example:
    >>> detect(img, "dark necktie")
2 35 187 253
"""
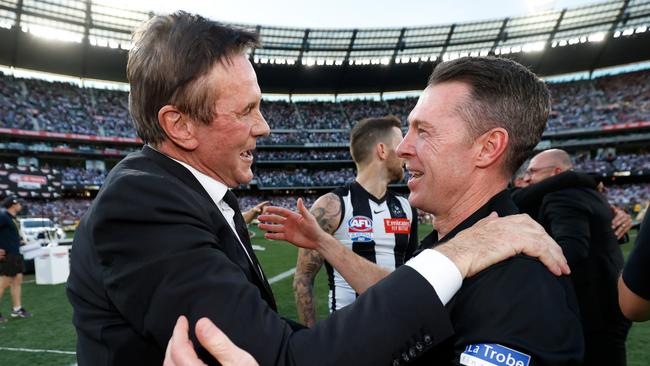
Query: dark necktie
222 190 273 297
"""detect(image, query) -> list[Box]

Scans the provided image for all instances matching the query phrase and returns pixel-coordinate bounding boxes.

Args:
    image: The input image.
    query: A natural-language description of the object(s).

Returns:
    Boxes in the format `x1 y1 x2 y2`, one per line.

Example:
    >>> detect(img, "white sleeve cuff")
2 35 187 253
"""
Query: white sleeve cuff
405 249 462 305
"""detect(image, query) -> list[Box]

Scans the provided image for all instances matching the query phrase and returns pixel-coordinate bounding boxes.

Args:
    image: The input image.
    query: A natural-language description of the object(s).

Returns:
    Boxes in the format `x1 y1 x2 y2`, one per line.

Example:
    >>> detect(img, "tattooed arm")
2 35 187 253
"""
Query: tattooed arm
293 194 340 327
293 248 325 327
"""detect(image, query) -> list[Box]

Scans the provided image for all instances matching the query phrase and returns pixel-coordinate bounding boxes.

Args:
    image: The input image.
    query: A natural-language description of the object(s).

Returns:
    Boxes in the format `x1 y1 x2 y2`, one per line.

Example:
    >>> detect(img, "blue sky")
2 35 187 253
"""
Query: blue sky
107 0 601 28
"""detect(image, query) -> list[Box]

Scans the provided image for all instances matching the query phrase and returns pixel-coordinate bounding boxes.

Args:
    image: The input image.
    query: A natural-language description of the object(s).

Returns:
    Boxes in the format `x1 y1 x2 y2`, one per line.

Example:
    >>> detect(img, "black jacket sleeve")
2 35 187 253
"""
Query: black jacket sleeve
538 190 593 266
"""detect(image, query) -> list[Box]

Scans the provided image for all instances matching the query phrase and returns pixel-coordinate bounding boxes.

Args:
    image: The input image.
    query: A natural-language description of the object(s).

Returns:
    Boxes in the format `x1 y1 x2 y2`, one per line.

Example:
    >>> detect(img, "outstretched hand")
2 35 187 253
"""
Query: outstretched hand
435 212 570 278
242 201 270 224
258 198 327 249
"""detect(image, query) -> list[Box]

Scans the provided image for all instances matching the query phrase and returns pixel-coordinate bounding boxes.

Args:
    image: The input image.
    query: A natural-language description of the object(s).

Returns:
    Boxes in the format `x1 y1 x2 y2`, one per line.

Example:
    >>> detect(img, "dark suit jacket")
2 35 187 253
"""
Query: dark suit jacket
512 172 630 336
67 146 455 366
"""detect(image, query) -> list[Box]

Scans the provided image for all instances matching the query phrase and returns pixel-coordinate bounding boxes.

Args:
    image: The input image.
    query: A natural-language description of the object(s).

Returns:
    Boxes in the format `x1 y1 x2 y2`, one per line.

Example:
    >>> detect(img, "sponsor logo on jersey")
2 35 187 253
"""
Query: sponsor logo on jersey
348 215 373 242
460 343 530 366
384 218 411 234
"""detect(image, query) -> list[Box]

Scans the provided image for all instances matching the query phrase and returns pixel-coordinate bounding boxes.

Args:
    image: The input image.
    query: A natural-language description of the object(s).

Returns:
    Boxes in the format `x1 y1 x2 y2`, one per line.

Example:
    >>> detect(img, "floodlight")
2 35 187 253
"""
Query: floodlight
26 25 83 43
522 41 544 53
587 32 605 42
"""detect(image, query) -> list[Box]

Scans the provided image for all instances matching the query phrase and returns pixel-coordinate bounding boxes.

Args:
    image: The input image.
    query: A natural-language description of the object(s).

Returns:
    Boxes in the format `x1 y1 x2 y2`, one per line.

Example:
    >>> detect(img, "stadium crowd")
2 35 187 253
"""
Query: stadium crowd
60 167 108 187
573 152 650 175
605 184 650 210
22 199 91 224
256 149 351 161
255 168 356 187
2 70 650 139
547 71 650 131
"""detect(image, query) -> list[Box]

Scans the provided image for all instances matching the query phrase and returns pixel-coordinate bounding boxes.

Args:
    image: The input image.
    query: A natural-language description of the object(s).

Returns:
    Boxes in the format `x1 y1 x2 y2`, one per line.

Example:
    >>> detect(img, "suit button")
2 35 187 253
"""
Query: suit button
402 352 410 362
423 334 432 345
415 342 424 351
392 359 400 366
409 347 417 358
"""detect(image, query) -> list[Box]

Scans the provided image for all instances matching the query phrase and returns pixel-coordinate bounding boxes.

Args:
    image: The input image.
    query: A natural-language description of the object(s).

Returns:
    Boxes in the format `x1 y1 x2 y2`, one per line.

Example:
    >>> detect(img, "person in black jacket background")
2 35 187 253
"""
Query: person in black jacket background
513 148 631 366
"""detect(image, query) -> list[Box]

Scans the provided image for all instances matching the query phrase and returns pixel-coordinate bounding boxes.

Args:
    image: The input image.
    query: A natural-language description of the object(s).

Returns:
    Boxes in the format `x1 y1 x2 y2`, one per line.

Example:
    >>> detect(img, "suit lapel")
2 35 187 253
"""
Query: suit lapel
141 146 277 309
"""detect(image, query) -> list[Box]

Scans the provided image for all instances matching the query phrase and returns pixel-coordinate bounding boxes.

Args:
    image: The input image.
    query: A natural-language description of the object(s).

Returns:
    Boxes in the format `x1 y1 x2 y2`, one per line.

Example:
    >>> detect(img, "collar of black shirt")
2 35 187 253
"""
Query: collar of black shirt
419 189 519 249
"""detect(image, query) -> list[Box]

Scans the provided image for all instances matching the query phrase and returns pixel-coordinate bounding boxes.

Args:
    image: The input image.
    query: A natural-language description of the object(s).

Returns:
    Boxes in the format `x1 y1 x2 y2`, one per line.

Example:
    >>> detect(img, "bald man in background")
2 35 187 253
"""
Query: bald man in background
513 148 631 366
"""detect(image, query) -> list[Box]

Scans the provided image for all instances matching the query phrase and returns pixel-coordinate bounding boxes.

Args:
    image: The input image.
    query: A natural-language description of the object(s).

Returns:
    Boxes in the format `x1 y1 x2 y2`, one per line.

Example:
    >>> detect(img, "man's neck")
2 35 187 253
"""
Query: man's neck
153 143 228 187
435 180 507 239
355 163 391 199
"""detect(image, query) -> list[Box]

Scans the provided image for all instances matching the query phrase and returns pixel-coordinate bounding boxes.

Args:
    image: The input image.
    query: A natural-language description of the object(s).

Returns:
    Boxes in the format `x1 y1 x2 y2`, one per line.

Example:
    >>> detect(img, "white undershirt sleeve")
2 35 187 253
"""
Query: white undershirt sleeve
405 249 463 305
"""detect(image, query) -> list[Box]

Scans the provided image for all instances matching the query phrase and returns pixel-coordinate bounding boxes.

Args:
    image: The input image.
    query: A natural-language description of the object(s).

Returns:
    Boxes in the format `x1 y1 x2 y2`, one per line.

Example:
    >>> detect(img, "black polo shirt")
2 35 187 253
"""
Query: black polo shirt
0 210 21 255
412 190 584 366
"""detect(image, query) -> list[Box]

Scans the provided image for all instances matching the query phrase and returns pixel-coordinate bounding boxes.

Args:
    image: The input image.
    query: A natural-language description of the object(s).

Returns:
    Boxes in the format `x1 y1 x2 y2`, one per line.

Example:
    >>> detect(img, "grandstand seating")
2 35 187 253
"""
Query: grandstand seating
2 69 650 223
3 70 650 138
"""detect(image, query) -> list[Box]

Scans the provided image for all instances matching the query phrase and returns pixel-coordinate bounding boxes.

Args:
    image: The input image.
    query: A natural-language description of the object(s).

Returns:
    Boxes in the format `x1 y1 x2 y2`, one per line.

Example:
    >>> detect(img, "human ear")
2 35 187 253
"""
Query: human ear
158 105 199 150
475 128 508 169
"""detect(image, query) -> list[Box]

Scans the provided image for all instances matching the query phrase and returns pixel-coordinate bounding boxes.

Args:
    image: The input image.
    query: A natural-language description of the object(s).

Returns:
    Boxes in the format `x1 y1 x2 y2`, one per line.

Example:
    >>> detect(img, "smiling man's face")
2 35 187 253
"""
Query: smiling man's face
397 81 477 215
191 54 270 187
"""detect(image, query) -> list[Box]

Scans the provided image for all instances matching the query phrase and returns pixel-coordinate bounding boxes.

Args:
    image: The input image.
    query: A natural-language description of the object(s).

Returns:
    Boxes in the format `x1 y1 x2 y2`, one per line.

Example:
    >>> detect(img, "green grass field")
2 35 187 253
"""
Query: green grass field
0 225 648 365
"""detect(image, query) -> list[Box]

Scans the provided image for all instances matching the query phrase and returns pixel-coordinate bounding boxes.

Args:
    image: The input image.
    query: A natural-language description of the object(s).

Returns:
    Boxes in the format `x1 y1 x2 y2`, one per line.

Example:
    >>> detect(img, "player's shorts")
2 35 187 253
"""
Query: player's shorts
0 254 25 277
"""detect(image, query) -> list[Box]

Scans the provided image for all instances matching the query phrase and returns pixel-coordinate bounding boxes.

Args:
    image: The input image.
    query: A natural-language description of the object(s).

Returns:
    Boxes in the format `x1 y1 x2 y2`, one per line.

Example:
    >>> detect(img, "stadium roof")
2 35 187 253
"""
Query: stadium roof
0 0 649 93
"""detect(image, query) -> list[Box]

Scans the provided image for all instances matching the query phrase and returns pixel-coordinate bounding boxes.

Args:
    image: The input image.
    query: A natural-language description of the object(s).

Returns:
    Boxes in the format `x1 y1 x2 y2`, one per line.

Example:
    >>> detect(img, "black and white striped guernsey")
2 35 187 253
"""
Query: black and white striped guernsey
325 181 419 312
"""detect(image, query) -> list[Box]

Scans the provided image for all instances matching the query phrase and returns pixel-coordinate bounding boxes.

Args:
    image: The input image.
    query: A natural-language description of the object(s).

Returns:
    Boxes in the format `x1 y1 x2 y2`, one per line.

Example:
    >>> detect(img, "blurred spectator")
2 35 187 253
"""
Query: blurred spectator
603 184 650 211
256 168 356 187
256 149 351 161
22 199 92 224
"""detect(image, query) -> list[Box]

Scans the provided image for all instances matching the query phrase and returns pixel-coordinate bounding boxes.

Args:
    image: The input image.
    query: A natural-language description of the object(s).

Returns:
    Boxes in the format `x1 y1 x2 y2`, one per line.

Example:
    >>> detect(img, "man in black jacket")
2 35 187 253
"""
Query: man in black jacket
513 148 631 366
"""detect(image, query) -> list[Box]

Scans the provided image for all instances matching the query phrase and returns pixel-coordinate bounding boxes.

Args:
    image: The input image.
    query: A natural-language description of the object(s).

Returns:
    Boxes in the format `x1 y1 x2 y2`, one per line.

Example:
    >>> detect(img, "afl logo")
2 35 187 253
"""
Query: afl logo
348 216 373 242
